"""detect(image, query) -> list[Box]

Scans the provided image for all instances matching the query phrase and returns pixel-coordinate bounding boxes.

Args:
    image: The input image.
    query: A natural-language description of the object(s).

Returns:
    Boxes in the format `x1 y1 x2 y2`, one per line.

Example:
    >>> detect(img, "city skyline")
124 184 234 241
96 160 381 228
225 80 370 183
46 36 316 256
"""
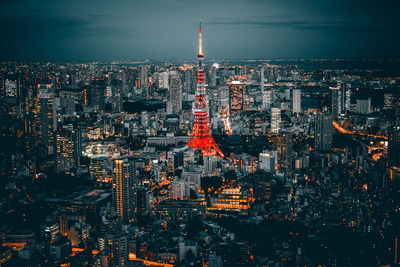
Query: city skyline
1 1 400 266
1 0 400 61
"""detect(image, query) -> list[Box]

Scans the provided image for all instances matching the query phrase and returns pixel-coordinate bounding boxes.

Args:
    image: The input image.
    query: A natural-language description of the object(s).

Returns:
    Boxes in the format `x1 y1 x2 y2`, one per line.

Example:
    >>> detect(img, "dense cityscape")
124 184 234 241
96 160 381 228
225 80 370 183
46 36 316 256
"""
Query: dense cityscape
1 10 400 267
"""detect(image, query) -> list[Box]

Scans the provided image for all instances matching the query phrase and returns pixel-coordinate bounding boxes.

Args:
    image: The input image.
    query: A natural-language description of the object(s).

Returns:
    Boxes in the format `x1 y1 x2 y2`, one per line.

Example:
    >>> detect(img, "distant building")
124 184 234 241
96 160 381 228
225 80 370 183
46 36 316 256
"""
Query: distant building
106 234 128 267
37 84 56 154
112 158 137 223
87 78 106 112
56 125 82 173
154 200 206 221
389 127 400 166
315 113 333 151
270 108 281 134
262 90 272 111
169 72 182 114
292 89 301 113
330 86 340 118
277 131 292 173
356 98 371 114
259 150 276 173
229 81 244 115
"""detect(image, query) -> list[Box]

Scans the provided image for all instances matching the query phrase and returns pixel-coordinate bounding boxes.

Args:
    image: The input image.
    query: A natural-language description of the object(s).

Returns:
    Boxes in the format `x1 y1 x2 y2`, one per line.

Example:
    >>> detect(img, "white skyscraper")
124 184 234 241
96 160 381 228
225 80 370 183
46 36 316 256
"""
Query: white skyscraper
262 90 272 111
292 89 301 113
158 71 169 89
271 108 281 134
259 151 276 173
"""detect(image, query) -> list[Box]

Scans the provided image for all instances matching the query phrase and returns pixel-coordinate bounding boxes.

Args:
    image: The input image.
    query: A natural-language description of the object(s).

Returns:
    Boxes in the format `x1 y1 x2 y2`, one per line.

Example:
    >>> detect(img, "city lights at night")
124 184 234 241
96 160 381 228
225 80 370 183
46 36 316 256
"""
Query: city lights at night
1 0 400 266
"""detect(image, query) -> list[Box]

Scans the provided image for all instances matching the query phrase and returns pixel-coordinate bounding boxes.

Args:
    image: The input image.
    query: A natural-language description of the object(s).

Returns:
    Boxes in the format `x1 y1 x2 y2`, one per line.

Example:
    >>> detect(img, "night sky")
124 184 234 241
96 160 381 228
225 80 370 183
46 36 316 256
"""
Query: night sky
0 0 399 61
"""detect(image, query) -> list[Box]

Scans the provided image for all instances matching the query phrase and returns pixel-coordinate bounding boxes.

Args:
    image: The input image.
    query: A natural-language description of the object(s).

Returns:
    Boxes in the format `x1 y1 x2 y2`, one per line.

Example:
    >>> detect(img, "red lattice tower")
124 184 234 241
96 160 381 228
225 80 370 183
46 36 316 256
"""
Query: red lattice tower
188 21 224 157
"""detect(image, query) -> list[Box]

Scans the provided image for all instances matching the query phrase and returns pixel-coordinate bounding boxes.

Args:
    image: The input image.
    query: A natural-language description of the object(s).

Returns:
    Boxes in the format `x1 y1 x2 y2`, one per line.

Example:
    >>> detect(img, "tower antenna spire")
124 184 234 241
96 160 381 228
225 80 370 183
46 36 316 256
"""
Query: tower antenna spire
198 19 204 58
188 19 224 158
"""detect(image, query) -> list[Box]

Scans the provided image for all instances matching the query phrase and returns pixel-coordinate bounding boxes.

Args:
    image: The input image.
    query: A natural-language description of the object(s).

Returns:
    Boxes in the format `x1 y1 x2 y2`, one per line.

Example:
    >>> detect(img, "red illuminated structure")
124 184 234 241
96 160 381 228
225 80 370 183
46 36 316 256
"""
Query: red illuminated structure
188 21 224 157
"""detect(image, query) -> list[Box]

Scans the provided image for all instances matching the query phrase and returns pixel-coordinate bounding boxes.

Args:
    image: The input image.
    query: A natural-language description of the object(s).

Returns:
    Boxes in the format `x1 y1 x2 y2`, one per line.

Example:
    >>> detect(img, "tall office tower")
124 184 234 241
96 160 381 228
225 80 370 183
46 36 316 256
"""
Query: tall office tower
339 82 345 113
140 66 148 88
330 86 339 119
259 151 276 173
188 21 224 157
183 68 194 94
388 127 400 167
56 126 82 173
345 85 352 112
315 113 333 151
277 131 292 173
262 89 272 111
37 84 56 154
111 79 123 112
261 66 265 90
112 158 137 223
88 78 106 112
228 80 244 115
270 107 281 134
356 98 371 114
169 72 182 114
158 71 169 89
210 64 218 87
292 89 301 114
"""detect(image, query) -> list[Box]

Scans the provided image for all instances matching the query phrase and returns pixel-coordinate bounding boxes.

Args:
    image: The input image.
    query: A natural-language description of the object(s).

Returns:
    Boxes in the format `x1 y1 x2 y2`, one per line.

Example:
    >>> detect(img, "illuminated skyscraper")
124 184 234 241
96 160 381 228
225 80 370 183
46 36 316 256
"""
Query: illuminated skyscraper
188 21 224 157
270 107 281 134
37 84 56 154
277 131 292 173
56 125 82 173
229 80 244 115
112 158 137 223
106 234 128 267
315 113 333 151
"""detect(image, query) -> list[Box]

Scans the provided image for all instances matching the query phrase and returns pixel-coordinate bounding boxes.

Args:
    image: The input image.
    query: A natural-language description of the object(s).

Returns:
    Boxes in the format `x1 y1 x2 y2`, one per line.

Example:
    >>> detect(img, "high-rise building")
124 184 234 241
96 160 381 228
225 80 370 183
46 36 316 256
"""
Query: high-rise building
169 72 182 114
37 84 56 154
330 86 339 119
388 127 400 167
140 66 148 88
292 89 301 114
56 125 81 173
87 78 106 112
106 234 128 267
259 151 276 173
260 66 264 91
270 108 281 134
112 158 137 223
315 113 333 151
339 82 350 114
262 90 272 111
356 98 371 114
158 71 169 89
277 131 292 173
229 81 244 115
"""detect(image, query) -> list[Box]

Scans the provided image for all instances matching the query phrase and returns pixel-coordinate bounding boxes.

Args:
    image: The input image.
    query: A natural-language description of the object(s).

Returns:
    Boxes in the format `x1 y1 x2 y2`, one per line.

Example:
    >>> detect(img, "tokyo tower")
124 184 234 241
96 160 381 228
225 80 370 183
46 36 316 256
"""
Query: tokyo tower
188 21 224 157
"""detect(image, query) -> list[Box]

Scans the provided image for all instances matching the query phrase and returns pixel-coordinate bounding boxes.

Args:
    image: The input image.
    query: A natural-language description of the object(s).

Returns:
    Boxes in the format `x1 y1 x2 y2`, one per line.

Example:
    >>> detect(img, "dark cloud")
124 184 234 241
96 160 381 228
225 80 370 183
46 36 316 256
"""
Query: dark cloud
207 18 399 33
0 0 399 60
